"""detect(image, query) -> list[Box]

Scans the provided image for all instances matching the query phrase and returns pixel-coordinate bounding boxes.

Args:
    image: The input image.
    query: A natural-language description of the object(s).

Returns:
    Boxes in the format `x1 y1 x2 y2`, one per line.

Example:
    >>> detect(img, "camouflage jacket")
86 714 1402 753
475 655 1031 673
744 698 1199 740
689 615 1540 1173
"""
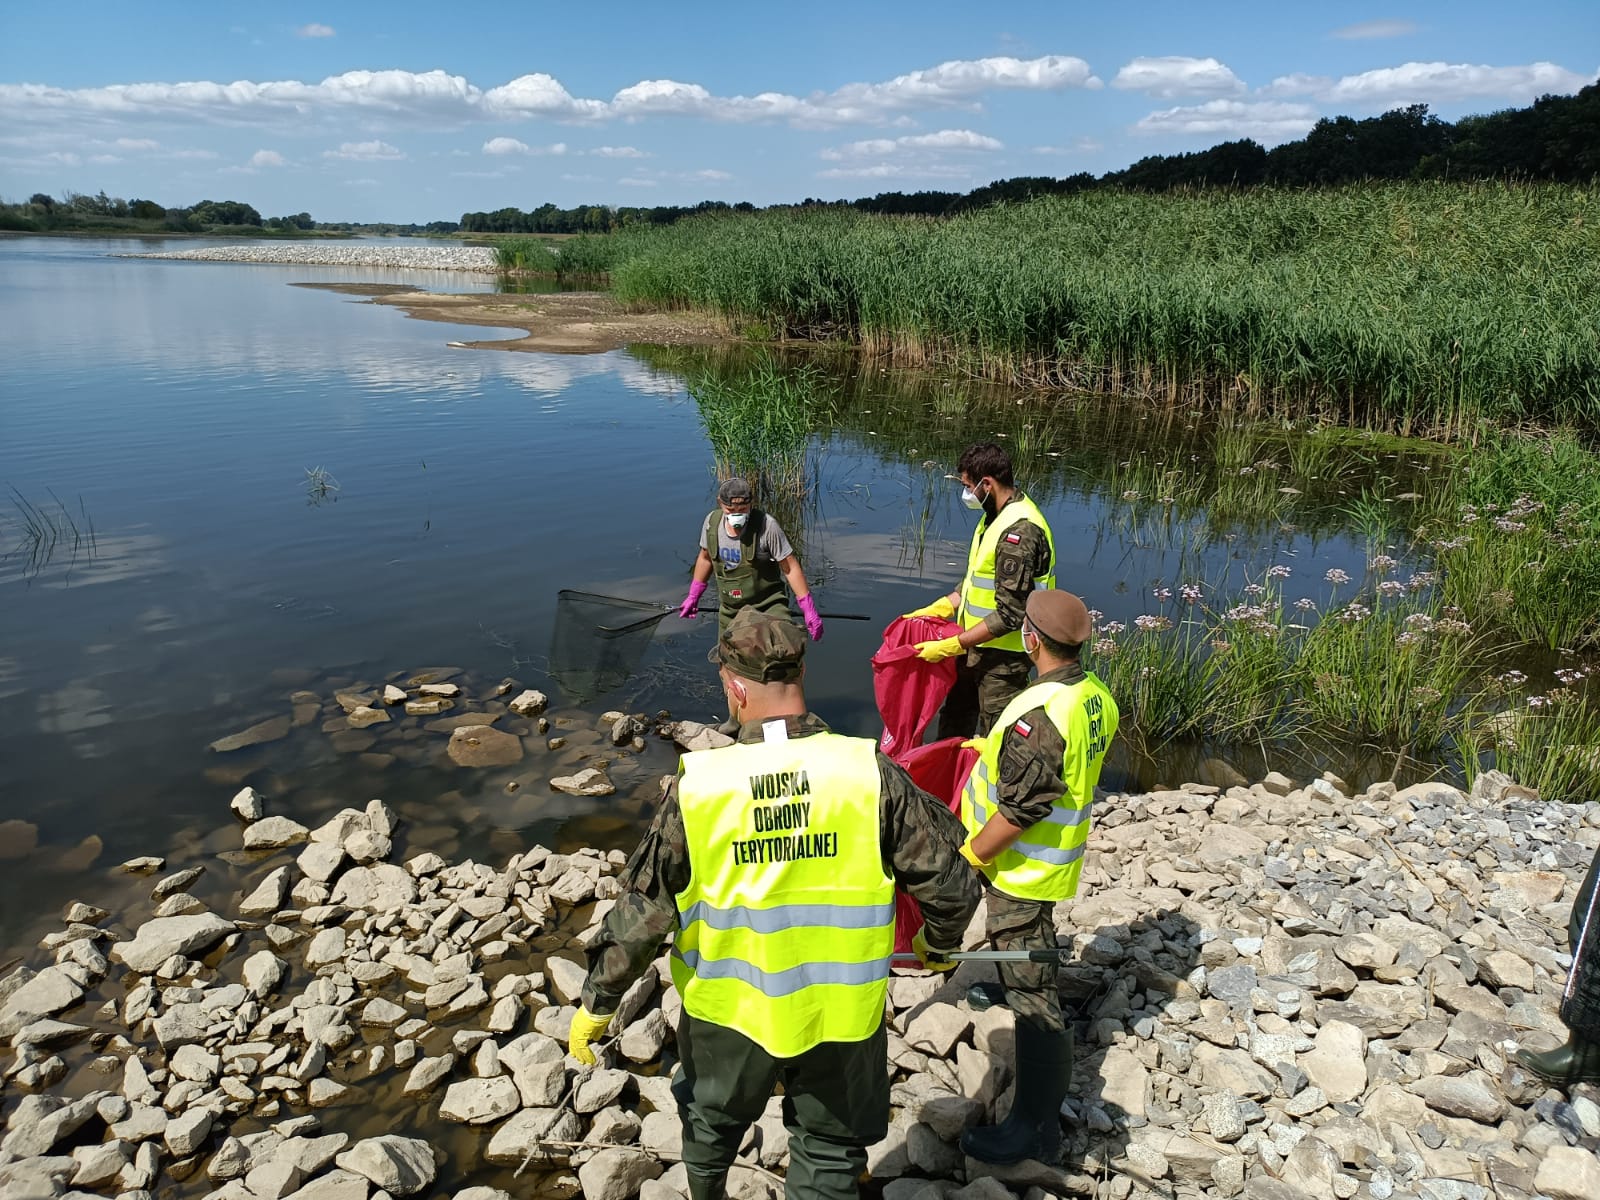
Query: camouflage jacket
993 662 1083 829
581 712 980 1015
977 496 1053 641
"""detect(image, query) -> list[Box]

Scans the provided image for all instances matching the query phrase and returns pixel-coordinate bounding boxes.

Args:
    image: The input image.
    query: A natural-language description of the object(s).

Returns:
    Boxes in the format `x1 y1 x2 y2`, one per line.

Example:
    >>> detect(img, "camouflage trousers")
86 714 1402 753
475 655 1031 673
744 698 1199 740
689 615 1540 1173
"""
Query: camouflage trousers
935 647 1031 741
985 888 1066 1035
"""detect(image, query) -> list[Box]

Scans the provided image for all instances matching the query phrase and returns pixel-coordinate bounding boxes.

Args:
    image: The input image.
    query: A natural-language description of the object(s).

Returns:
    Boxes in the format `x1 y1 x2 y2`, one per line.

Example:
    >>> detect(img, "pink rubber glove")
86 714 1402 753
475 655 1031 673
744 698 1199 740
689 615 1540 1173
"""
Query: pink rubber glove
678 579 709 619
797 594 824 641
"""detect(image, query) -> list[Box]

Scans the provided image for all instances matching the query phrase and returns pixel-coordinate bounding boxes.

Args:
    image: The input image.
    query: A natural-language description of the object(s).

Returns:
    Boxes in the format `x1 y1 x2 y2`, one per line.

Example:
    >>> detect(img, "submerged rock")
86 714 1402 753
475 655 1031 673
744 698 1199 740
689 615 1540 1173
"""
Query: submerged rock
549 767 615 797
447 725 524 768
211 716 292 753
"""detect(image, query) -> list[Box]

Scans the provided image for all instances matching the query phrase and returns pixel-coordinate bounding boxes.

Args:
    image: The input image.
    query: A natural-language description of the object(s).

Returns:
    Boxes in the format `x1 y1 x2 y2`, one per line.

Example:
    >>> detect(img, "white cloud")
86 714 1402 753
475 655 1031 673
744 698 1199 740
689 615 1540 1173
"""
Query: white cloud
821 128 1002 160
114 137 160 151
1331 19 1419 40
1112 56 1246 98
1263 61 1593 107
817 162 976 180
1134 99 1320 144
0 55 1100 131
617 177 658 188
295 23 335 38
249 149 286 167
591 145 647 158
693 169 732 181
482 137 567 156
323 139 404 161
1033 136 1102 154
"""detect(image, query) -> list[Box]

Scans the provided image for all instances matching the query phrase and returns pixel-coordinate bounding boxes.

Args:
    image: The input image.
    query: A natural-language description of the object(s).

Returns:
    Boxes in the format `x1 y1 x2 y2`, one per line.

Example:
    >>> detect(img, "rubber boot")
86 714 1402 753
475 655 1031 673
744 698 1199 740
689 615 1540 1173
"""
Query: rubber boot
966 981 1006 1011
684 1169 728 1200
960 1020 1073 1166
1515 1032 1600 1087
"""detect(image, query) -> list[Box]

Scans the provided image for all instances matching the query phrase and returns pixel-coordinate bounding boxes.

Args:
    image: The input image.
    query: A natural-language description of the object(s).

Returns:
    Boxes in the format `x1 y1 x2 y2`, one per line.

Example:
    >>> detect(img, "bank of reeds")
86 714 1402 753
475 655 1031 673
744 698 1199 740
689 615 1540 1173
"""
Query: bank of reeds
594 184 1600 434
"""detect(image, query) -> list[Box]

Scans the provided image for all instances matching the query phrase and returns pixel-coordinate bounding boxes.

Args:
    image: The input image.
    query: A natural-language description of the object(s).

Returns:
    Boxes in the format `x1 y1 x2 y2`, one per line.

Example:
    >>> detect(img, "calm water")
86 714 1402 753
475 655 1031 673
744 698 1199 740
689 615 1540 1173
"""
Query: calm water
0 235 1404 957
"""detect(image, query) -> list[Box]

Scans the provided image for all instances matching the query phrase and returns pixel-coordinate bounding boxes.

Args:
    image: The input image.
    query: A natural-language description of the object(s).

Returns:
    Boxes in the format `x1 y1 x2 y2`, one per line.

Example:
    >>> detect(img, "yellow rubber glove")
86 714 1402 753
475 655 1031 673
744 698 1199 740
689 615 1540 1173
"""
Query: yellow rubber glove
911 928 957 973
902 596 957 621
567 1007 613 1065
914 636 964 663
959 739 984 753
960 837 992 869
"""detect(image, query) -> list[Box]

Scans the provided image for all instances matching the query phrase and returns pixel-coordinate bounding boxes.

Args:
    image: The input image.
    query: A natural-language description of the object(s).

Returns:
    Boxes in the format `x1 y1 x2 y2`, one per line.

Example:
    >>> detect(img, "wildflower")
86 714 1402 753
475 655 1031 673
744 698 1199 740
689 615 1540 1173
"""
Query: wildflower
1493 518 1527 533
1138 666 1155 680
1413 687 1442 705
1244 583 1265 597
1396 632 1420 648
1087 609 1103 623
1325 568 1351 585
1134 614 1172 633
1211 638 1233 653
1406 572 1438 591
1294 598 1315 611
1528 695 1550 709
1403 613 1435 632
1152 587 1173 603
1179 583 1203 604
1267 565 1292 579
1497 669 1528 687
1434 537 1467 552
1100 621 1127 636
1378 580 1406 598
1092 638 1119 658
1337 602 1371 623
1121 490 1141 501
1555 667 1588 685
1238 466 1256 476
1369 555 1397 573
1434 618 1472 636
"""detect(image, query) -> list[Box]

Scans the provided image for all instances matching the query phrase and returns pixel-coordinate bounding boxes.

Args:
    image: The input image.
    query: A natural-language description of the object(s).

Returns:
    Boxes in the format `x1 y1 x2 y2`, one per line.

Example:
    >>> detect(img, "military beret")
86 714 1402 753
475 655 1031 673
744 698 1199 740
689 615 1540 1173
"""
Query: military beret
1026 590 1092 646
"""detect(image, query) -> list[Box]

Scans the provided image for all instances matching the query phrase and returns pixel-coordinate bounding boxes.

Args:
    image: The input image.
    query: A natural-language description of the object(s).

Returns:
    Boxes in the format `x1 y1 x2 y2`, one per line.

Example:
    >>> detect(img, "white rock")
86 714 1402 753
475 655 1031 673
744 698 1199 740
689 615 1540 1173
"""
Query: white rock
546 955 588 1004
305 927 347 969
335 1135 437 1195
439 1078 521 1124
239 867 292 917
110 914 236 974
299 842 348 884
1534 1145 1600 1200
578 1147 663 1200
1300 1020 1367 1104
361 998 409 1028
509 690 548 716
165 1107 216 1156
345 830 392 864
282 1167 371 1200
331 864 417 912
232 787 264 821
243 816 311 850
243 950 287 997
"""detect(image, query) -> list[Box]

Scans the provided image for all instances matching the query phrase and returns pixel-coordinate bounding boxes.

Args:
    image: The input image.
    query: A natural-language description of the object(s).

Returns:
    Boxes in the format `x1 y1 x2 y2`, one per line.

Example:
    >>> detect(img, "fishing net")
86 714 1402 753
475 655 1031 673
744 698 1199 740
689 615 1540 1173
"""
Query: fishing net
548 590 671 704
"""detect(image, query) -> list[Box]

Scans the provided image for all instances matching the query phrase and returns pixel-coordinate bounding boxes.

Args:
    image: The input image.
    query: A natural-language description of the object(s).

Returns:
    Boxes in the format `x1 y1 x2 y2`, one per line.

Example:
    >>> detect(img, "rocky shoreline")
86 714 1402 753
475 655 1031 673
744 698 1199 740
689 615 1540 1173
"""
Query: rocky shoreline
115 246 498 272
4 701 1600 1200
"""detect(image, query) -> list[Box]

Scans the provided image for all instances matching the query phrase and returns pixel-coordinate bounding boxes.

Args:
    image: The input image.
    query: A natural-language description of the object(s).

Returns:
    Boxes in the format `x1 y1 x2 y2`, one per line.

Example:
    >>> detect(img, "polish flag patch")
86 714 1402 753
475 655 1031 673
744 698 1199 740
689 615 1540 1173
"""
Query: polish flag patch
1004 532 1022 544
1014 719 1033 738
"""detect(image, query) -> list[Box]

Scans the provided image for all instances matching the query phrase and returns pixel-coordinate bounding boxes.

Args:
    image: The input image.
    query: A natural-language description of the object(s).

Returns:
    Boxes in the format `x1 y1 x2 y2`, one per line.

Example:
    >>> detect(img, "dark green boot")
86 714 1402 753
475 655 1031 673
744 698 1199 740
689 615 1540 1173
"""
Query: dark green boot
960 1020 1073 1166
1515 1033 1600 1087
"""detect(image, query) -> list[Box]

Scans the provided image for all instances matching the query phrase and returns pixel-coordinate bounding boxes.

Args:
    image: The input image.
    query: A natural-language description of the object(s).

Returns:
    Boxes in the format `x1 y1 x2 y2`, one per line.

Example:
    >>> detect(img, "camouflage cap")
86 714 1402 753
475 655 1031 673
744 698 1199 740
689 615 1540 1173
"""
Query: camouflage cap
718 608 806 683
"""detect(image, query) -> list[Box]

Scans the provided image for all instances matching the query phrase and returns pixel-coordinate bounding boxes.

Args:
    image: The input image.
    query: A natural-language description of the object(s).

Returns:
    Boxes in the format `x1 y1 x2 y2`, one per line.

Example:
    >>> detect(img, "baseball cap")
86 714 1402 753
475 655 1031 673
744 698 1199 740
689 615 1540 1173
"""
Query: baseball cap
718 608 806 683
718 478 754 505
1026 590 1092 646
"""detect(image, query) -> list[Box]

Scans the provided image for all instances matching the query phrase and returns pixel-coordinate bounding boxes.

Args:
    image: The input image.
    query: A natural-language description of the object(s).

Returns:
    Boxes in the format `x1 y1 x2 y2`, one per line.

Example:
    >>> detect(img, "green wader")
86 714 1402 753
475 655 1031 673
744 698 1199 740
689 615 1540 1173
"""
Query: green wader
704 509 789 637
673 1013 889 1200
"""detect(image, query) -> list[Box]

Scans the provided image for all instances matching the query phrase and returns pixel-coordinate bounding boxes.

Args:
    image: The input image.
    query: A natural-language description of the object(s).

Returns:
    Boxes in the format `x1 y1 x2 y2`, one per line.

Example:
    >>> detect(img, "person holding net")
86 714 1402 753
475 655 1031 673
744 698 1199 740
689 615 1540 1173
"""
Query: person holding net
678 478 824 733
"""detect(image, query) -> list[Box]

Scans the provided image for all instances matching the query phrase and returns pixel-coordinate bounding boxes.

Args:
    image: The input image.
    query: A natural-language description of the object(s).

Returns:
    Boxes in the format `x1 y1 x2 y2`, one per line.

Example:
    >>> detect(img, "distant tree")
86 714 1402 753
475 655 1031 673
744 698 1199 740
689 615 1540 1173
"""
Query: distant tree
28 192 56 212
129 199 165 219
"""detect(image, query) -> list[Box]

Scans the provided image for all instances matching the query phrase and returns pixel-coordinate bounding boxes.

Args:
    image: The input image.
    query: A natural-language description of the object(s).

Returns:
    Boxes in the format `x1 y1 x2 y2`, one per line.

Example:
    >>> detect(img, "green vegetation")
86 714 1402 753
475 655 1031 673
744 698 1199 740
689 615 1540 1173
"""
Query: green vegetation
597 183 1600 435
5 487 96 581
0 191 338 237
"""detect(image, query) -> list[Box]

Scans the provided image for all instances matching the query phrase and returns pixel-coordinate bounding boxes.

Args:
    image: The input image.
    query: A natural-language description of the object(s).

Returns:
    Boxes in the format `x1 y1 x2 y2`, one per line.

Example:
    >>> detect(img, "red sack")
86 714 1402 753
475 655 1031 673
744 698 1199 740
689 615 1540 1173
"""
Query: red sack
890 737 979 954
873 616 961 763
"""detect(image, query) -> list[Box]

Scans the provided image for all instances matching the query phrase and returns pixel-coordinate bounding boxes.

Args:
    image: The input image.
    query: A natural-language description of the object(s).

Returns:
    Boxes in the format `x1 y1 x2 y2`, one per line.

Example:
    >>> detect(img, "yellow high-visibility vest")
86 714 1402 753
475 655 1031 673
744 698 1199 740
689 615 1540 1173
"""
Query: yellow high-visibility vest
957 495 1056 653
671 731 894 1057
960 674 1118 901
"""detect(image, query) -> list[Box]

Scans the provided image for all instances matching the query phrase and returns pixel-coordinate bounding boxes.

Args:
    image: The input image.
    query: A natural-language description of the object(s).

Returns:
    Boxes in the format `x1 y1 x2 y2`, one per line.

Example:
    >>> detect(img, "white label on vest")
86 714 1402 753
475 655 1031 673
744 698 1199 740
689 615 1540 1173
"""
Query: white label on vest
762 719 789 744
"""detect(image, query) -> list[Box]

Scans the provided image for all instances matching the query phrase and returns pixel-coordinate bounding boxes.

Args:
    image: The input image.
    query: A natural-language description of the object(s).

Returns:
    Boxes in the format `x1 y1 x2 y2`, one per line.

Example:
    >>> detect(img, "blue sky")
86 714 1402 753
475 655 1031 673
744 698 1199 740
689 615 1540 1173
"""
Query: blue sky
1 2 1595 223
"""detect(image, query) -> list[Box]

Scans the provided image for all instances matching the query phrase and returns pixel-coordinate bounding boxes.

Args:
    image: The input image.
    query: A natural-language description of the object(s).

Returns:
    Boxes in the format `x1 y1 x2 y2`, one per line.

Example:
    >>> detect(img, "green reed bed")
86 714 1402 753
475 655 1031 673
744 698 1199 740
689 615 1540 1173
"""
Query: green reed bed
597 183 1600 434
492 238 562 274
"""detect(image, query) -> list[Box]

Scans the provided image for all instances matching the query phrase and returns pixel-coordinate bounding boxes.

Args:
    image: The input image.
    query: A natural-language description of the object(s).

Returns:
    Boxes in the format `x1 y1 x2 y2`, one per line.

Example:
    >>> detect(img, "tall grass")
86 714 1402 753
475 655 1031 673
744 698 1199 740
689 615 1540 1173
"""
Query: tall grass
590 184 1600 434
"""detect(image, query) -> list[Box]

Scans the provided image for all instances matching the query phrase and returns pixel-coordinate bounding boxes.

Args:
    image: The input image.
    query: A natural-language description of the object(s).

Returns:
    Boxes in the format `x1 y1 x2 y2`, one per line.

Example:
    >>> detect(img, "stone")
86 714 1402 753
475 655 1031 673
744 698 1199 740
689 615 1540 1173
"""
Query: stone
240 867 292 917
244 816 311 850
110 913 236 974
305 927 347 968
72 1140 132 1188
165 1108 216 1157
211 715 292 752
309 1078 357 1107
282 1168 371 1200
383 684 408 705
331 864 418 912
232 787 264 821
439 1078 521 1124
1195 824 1268 867
244 950 287 996
0 966 83 1033
2 1094 100 1157
509 690 548 716
1334 933 1397 971
1203 1091 1247 1142
486 1108 586 1165
448 725 524 768
577 1147 663 1200
1477 950 1535 991
171 1043 221 1084
152 865 205 899
1409 1072 1507 1124
299 841 348 883
1532 1145 1600 1200
362 998 409 1028
1193 1046 1277 1099
403 1054 456 1097
905 1003 973 1057
347 706 390 730
546 955 588 1004
246 1160 306 1200
575 1068 631 1114
345 830 391 864
1097 1047 1150 1118
550 768 615 797
335 1136 436 1196
1300 1020 1368 1104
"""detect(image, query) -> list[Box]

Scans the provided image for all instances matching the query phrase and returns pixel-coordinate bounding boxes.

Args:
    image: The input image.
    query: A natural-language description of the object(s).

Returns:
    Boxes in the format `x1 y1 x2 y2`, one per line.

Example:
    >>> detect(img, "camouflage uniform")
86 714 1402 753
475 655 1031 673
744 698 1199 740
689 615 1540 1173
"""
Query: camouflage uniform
583 711 980 1200
936 501 1054 740
976 661 1086 1035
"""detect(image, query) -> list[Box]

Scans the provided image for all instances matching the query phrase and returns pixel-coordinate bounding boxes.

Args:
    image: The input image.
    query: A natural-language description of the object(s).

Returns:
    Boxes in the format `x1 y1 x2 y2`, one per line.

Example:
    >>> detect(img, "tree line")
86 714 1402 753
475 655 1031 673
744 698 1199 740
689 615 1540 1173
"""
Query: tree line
1 191 319 234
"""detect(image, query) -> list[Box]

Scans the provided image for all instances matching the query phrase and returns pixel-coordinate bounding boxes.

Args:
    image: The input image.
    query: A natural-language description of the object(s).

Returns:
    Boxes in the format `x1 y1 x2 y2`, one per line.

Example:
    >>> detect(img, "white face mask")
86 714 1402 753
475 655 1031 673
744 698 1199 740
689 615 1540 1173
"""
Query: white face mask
960 486 986 511
726 511 750 531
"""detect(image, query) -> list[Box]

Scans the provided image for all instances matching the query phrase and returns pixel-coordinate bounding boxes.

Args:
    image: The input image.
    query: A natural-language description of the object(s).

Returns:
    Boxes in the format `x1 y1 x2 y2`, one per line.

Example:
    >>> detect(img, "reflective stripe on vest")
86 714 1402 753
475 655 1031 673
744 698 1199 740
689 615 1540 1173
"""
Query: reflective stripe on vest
957 495 1056 653
959 674 1118 901
672 733 893 1057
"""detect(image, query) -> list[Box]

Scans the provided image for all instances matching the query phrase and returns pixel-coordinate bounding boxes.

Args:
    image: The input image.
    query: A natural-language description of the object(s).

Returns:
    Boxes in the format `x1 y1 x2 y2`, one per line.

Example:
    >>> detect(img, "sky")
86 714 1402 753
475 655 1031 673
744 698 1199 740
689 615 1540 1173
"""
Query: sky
1 2 1595 224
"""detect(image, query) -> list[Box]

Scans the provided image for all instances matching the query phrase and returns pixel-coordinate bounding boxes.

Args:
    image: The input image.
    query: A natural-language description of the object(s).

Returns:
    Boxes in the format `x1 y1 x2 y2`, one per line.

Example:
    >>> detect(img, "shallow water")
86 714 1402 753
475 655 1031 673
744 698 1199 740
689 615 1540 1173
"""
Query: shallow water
0 235 1437 957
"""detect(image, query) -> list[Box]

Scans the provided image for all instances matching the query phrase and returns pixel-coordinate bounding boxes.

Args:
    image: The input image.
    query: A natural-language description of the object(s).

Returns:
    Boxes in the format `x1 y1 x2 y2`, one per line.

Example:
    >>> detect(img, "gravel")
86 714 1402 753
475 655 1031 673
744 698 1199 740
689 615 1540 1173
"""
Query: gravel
117 244 498 271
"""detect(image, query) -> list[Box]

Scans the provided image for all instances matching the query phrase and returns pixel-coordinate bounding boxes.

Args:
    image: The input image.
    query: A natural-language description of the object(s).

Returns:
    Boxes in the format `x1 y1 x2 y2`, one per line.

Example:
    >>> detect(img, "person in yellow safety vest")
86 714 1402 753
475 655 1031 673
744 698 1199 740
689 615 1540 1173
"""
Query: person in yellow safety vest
568 608 981 1200
903 442 1056 741
955 590 1118 1168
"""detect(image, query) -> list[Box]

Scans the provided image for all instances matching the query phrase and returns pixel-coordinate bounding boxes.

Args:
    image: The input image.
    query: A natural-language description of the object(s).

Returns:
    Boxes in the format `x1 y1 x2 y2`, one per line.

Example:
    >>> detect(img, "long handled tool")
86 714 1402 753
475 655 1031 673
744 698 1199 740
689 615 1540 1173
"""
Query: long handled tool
890 950 1070 964
558 590 871 636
